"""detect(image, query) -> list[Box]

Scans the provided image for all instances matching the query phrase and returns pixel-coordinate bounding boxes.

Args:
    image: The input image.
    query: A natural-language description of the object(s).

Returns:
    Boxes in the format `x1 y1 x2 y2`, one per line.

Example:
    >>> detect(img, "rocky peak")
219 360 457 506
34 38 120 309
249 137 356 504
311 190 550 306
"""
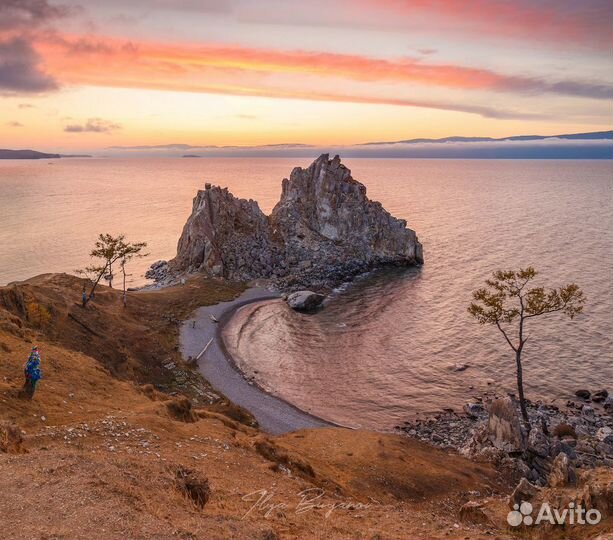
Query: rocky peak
164 154 423 289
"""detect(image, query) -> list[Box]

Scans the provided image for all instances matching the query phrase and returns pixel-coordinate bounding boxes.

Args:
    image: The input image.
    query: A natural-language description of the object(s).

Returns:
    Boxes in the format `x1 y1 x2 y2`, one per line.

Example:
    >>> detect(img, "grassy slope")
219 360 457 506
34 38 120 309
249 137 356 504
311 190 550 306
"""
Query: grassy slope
0 273 609 539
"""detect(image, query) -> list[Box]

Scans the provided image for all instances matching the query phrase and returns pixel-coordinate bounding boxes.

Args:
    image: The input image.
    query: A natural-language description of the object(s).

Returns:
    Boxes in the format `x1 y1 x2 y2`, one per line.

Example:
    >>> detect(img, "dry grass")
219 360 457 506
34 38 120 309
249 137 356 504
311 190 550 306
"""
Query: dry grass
0 273 610 539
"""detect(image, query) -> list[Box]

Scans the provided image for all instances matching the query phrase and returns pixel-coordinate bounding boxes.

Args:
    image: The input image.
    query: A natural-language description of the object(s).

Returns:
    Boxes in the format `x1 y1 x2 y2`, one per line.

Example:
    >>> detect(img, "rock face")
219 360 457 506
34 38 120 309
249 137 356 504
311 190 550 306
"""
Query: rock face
165 155 423 287
487 397 526 453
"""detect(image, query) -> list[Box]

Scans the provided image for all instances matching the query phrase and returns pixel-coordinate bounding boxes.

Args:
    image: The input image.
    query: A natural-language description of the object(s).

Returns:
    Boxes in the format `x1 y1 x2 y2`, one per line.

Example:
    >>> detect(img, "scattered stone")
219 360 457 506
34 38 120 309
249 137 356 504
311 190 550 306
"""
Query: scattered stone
452 363 470 372
286 290 325 312
575 389 591 400
596 426 613 442
463 402 483 419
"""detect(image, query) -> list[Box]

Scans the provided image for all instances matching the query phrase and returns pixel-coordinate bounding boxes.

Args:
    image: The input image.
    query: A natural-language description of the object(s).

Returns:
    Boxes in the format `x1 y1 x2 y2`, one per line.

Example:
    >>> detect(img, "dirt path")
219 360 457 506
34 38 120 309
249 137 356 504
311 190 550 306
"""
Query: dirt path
180 287 332 434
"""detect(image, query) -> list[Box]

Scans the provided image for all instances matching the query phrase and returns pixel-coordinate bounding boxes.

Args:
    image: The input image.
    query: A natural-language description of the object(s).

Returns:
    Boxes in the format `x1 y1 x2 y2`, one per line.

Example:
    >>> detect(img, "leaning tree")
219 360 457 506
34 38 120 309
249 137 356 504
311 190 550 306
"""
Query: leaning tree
77 234 147 306
468 267 584 426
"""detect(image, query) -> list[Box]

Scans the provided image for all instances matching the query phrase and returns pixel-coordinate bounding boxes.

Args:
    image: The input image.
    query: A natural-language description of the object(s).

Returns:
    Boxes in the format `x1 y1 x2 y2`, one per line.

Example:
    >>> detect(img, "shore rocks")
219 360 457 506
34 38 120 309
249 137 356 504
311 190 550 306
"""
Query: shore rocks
575 389 591 400
145 260 169 282
592 389 609 403
156 154 423 289
400 391 613 488
286 291 325 312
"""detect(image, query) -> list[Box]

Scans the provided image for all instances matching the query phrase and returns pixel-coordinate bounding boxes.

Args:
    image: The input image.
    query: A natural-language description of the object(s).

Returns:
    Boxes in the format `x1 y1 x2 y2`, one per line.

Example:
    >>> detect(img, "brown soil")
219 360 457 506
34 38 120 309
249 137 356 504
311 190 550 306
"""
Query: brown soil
0 273 610 539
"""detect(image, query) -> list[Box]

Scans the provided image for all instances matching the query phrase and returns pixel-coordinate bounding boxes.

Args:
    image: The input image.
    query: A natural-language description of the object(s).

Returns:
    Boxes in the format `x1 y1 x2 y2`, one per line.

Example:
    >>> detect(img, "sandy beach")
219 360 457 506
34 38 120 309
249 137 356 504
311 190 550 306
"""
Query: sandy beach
180 287 333 434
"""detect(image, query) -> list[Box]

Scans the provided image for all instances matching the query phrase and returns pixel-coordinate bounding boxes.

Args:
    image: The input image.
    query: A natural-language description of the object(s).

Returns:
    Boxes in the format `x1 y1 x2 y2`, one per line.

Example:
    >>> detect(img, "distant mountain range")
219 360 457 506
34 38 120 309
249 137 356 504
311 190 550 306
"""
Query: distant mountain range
2 131 611 159
360 130 613 146
104 130 612 158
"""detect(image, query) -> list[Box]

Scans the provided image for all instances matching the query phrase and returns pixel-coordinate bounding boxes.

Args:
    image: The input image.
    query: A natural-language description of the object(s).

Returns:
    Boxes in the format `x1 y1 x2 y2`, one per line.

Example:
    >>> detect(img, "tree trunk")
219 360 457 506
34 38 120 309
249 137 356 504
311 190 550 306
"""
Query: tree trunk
515 349 530 427
122 265 127 307
86 264 108 305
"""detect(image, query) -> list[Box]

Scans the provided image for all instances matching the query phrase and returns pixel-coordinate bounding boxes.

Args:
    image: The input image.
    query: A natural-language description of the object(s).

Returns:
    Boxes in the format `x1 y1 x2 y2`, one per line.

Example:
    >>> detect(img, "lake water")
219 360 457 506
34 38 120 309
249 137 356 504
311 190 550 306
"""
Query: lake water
1 158 611 428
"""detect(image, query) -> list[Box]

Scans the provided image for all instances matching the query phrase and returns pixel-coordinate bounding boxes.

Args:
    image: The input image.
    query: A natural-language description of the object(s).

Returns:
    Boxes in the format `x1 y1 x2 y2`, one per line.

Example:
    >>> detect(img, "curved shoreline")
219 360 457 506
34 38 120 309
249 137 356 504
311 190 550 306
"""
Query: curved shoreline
180 287 336 434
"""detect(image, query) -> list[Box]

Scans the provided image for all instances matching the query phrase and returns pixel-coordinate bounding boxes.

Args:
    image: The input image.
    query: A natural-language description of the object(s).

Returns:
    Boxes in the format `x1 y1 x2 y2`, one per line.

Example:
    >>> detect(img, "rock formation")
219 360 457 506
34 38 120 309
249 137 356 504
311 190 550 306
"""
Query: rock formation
157 154 423 288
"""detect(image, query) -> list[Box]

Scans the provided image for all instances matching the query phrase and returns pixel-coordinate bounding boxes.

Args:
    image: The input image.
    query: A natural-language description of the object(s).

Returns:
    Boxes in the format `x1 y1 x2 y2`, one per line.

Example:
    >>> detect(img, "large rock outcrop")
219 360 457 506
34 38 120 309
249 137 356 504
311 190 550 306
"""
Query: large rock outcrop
164 154 423 288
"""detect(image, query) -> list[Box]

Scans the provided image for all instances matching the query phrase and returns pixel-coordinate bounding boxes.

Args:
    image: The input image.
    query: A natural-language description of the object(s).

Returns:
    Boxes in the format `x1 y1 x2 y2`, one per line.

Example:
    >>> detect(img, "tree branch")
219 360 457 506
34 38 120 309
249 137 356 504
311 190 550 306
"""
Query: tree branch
495 320 517 352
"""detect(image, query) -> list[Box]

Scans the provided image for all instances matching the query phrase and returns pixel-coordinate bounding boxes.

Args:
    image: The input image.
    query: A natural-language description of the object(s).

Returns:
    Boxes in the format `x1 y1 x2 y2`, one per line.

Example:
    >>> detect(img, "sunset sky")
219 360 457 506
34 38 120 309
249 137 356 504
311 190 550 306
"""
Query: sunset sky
1 0 612 151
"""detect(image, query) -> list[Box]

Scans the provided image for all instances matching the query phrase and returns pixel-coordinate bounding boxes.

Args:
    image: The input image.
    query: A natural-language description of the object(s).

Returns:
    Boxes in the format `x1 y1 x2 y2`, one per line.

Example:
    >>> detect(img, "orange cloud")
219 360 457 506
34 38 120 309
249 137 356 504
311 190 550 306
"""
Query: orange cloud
30 32 611 117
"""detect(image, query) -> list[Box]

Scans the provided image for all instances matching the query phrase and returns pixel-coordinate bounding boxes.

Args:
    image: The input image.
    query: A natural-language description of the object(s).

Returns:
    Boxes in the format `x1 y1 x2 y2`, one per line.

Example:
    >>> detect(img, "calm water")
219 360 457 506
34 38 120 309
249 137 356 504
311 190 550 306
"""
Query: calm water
1 158 612 428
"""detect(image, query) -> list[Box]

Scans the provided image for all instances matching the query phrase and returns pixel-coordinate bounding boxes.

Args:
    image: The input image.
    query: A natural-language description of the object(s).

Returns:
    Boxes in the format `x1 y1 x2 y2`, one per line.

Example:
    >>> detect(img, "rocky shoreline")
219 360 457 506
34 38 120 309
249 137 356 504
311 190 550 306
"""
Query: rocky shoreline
399 391 613 487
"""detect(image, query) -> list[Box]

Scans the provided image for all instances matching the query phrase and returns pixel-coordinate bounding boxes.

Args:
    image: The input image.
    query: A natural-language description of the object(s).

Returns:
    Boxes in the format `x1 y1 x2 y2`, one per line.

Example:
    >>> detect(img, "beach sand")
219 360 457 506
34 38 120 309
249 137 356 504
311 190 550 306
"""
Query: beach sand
180 287 332 434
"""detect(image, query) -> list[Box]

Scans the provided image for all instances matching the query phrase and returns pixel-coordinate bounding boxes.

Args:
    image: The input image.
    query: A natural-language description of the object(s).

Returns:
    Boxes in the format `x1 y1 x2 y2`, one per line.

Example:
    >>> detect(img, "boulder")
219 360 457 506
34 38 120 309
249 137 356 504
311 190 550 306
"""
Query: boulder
592 389 609 403
163 155 423 286
581 470 613 515
487 396 526 453
527 425 550 458
548 452 576 487
459 501 492 525
286 291 325 312
463 402 483 419
509 477 541 508
596 426 613 442
575 389 591 400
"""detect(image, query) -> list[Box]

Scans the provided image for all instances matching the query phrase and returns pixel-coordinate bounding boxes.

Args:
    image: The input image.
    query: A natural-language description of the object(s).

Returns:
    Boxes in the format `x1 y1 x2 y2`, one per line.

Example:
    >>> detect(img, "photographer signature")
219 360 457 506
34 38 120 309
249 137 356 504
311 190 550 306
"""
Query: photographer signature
242 487 374 519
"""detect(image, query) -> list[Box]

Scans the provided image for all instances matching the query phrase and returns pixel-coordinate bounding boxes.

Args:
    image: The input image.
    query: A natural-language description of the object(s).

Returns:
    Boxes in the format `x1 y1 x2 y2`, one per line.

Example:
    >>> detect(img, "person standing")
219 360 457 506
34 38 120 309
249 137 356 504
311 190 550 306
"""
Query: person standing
22 346 42 400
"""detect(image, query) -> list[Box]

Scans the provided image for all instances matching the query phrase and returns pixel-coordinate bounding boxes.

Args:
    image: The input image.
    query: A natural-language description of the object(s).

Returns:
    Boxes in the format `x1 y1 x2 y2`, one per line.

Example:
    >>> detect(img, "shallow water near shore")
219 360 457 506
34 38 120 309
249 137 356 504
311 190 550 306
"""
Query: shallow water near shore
1 157 612 427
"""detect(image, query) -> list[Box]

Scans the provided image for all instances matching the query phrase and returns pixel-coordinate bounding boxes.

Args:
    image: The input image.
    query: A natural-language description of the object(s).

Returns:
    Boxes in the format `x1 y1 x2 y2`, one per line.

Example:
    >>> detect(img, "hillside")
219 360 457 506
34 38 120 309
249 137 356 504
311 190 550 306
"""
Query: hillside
0 274 610 539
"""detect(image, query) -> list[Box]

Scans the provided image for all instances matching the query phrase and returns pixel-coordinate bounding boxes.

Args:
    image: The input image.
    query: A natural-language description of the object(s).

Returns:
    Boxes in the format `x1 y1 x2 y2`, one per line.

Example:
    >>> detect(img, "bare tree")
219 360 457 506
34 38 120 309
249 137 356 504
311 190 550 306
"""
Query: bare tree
76 234 147 306
468 267 584 426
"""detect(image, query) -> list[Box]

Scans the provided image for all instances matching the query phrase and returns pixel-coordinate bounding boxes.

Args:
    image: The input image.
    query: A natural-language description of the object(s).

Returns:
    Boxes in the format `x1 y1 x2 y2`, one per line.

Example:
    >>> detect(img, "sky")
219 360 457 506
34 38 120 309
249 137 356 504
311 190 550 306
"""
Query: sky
0 0 612 152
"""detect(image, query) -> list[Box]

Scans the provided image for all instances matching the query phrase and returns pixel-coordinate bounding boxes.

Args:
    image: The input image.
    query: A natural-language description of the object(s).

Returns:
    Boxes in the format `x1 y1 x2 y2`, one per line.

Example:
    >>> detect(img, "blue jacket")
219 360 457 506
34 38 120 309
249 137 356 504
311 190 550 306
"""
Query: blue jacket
25 353 42 382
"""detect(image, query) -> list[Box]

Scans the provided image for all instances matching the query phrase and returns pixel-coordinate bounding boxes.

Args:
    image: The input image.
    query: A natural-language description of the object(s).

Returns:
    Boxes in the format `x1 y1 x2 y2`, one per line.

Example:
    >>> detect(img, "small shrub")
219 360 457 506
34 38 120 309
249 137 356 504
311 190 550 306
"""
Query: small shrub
0 422 27 454
552 423 577 439
173 466 210 508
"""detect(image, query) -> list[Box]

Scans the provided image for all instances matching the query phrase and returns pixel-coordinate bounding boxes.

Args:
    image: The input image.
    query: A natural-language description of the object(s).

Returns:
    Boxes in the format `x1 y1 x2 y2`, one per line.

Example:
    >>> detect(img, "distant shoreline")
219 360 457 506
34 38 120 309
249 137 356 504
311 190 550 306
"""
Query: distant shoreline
0 149 93 159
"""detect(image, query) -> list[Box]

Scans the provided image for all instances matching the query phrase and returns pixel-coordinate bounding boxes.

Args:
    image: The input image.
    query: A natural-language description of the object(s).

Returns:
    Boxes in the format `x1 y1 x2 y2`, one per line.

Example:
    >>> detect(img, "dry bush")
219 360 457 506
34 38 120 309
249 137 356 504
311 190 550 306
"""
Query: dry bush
552 423 577 439
25 301 52 328
208 400 258 428
166 397 198 423
255 439 315 479
172 466 210 509
140 383 164 401
0 421 27 454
